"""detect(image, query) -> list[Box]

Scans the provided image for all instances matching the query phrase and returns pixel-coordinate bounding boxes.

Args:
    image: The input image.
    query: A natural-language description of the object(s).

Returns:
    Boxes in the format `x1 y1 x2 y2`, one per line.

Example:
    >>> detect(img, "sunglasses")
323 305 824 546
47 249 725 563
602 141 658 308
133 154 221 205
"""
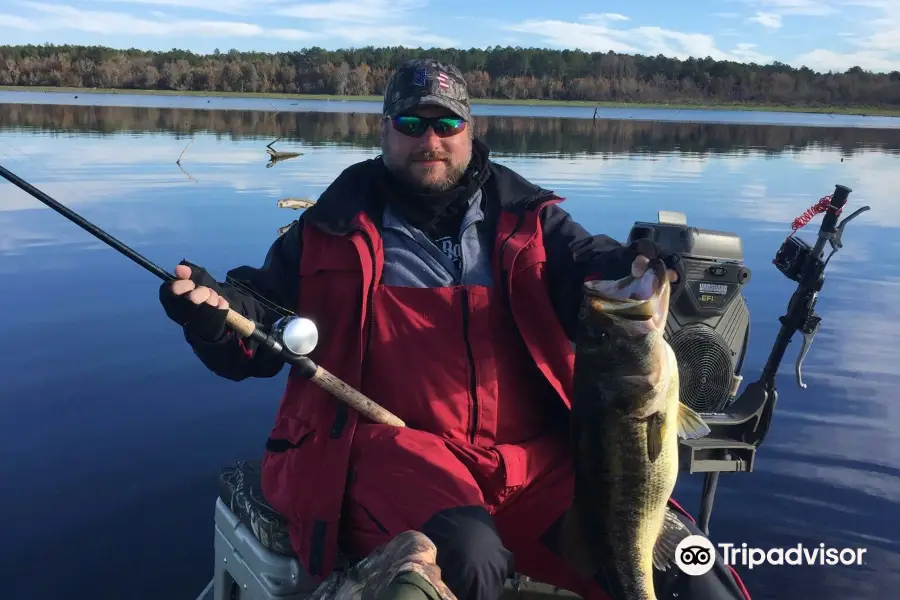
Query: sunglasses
391 115 467 138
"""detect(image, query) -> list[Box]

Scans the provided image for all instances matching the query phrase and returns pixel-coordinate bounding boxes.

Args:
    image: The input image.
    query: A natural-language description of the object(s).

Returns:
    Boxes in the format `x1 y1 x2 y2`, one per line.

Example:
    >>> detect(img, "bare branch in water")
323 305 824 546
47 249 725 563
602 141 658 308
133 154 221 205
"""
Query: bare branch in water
265 137 303 167
176 138 194 165
177 161 197 183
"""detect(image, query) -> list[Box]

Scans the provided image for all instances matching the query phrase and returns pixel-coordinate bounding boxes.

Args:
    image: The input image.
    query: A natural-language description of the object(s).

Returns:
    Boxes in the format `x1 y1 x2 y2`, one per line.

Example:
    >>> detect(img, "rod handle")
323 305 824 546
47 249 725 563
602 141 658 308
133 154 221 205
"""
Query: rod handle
310 366 406 427
224 308 258 338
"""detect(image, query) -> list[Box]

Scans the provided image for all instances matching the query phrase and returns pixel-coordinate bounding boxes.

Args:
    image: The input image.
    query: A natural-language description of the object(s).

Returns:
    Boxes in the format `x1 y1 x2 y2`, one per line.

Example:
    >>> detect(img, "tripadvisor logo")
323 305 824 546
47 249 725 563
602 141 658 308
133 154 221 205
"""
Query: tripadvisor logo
674 535 868 575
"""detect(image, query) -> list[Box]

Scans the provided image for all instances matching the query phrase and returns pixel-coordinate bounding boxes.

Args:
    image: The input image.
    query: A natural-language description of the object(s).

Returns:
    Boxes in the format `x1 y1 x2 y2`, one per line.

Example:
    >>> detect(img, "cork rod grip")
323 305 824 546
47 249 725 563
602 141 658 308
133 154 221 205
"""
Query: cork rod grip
310 366 406 427
224 309 257 338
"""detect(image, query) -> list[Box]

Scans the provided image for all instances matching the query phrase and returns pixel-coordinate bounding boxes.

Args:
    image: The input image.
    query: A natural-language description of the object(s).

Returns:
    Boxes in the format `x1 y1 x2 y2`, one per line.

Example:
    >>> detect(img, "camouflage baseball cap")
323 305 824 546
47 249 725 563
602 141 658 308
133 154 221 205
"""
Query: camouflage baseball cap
382 58 472 122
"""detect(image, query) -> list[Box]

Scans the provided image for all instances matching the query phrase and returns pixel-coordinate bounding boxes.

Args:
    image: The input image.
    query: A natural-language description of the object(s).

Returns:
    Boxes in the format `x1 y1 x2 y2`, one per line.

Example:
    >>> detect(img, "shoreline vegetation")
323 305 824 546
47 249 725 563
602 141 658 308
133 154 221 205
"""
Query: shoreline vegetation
2 44 899 117
2 86 899 117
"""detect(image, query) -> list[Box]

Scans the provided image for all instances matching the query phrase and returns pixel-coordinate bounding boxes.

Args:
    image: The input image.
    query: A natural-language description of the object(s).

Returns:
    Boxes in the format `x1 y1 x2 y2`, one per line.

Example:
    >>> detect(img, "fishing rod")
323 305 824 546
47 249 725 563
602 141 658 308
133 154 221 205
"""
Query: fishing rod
0 163 405 429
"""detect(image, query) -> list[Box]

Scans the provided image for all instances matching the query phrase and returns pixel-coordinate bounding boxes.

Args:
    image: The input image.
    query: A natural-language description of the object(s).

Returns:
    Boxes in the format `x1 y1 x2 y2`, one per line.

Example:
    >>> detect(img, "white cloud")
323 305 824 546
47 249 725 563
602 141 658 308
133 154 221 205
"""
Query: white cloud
793 1 899 72
271 0 456 47
794 48 897 72
276 0 423 22
503 18 776 63
748 12 783 28
25 0 461 50
730 42 773 64
745 0 838 16
582 13 631 22
3 0 460 48
3 0 898 72
10 2 313 39
503 20 639 55
327 25 455 48
268 28 317 41
0 14 38 29
88 0 266 12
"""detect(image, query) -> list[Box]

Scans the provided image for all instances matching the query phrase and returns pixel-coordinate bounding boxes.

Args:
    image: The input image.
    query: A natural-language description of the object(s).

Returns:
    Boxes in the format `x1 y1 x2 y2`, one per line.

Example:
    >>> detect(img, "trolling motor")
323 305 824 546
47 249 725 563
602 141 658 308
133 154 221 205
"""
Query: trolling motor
0 164 406 430
630 185 870 534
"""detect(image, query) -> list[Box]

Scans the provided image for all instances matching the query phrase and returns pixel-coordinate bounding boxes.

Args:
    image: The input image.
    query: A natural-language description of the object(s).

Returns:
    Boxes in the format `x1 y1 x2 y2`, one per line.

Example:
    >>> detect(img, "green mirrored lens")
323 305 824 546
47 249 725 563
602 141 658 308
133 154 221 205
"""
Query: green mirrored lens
395 116 425 132
392 115 465 137
434 118 464 133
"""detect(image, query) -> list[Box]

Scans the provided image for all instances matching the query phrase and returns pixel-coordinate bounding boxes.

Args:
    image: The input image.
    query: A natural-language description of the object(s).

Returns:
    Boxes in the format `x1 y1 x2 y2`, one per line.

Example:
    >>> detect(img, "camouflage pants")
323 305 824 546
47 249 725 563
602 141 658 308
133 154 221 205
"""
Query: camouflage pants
308 530 458 600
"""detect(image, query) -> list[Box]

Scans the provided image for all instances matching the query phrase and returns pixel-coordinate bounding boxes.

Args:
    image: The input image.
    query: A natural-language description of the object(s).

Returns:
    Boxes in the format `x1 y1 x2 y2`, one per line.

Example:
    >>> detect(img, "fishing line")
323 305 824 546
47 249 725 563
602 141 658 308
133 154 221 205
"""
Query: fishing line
0 159 406 428
1 117 407 428
0 134 297 318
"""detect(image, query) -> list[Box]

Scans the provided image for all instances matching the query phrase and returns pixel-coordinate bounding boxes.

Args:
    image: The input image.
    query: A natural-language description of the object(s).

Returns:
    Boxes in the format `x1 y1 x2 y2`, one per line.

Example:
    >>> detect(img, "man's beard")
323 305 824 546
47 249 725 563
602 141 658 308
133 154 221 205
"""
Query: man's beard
385 149 471 193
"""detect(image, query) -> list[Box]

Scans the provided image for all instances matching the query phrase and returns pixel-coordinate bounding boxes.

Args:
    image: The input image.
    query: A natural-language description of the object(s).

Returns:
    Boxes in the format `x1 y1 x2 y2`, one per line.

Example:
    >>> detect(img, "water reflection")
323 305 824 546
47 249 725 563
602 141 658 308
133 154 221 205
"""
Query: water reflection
0 104 899 599
4 90 900 129
2 102 900 156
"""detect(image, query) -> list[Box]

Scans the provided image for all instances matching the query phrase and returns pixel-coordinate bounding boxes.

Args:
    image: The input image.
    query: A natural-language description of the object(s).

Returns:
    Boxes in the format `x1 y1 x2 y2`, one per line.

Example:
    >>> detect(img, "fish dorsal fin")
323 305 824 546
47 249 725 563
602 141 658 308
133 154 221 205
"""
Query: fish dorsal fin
653 507 693 571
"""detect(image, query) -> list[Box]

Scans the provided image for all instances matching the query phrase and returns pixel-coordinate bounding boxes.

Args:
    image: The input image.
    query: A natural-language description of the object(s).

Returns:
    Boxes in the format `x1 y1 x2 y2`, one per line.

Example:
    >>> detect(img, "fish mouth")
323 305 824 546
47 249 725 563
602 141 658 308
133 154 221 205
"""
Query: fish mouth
584 258 671 330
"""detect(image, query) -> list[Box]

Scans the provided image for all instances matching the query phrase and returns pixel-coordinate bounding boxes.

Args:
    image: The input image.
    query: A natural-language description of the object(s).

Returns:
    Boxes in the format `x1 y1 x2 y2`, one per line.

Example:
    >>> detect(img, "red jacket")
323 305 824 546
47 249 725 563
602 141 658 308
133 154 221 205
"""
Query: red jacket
182 149 655 578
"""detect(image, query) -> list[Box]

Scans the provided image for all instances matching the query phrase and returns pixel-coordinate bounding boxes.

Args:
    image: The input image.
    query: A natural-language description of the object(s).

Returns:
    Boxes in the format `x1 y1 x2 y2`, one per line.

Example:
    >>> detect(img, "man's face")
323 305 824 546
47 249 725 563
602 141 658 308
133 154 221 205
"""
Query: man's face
381 105 473 193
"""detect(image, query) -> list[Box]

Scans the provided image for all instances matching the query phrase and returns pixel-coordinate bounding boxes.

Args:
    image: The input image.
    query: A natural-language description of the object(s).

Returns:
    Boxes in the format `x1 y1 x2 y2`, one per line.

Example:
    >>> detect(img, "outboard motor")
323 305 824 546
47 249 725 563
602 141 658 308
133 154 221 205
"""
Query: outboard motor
627 211 751 415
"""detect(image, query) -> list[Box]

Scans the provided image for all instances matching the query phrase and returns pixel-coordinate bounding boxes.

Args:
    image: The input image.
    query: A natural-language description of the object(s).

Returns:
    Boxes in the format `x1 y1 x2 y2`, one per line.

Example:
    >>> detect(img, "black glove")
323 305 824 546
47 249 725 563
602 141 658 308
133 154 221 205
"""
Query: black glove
159 260 230 342
619 238 686 302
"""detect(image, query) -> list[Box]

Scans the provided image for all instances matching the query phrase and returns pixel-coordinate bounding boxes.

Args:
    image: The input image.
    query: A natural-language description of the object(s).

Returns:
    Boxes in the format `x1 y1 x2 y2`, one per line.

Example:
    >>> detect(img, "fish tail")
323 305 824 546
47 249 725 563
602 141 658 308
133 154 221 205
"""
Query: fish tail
677 402 711 440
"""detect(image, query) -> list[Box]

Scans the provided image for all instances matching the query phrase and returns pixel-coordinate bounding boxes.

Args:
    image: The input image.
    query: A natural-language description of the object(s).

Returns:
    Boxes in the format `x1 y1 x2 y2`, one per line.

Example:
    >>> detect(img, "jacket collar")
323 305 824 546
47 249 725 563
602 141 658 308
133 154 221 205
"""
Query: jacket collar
301 137 557 237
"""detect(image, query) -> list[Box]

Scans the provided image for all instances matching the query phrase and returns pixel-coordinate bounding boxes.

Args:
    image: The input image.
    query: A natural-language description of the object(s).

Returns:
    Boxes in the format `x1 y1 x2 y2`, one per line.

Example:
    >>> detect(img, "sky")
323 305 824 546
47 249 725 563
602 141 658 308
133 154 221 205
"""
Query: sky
0 0 898 74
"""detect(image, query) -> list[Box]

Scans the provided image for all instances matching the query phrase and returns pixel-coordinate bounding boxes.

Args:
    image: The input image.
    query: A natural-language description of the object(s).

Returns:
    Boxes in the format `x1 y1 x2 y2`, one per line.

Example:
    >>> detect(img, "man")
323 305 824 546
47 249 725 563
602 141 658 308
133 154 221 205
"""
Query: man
160 59 751 600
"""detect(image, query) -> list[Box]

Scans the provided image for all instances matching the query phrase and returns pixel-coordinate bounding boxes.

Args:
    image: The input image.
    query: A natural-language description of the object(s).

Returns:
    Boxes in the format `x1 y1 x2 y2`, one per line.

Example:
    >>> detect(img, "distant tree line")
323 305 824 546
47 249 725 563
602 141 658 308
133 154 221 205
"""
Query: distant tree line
2 44 900 109
3 102 898 157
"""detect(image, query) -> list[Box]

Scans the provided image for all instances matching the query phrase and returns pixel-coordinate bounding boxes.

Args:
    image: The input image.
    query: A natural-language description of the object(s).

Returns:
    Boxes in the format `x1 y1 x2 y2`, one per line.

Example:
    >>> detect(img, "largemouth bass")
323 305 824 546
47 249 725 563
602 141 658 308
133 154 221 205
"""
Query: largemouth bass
560 256 711 600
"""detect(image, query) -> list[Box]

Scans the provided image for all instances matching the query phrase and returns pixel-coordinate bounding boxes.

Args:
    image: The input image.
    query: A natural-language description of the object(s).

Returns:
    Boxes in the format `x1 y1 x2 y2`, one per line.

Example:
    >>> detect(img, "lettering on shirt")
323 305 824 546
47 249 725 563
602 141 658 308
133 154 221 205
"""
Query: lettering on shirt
435 235 462 271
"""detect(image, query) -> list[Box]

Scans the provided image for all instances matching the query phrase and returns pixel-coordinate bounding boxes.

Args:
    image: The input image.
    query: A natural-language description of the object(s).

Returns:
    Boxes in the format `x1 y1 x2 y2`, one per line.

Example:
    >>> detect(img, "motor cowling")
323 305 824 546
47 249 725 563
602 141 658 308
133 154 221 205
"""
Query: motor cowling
628 212 751 414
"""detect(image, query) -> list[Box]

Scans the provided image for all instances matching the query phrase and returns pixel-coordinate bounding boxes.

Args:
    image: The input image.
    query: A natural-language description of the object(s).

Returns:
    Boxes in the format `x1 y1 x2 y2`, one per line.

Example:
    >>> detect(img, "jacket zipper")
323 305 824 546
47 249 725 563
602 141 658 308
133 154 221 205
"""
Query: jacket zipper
473 194 549 442
497 193 550 307
461 288 479 444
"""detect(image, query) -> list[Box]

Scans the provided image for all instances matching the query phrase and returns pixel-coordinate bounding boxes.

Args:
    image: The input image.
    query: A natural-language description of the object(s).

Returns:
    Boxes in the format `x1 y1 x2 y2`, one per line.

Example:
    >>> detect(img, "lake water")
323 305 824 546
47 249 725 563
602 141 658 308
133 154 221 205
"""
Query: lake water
1 95 899 600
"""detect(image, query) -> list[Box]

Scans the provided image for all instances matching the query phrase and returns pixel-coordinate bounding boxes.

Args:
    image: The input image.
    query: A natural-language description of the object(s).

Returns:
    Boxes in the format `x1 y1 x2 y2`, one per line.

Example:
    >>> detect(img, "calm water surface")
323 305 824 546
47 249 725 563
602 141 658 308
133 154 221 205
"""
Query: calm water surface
3 89 900 129
1 102 899 600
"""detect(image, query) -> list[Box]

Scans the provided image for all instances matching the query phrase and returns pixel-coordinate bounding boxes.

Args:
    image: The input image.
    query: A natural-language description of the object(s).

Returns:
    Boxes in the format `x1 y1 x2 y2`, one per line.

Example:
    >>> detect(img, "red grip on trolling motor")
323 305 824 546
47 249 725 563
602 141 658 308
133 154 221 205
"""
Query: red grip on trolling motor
790 184 852 233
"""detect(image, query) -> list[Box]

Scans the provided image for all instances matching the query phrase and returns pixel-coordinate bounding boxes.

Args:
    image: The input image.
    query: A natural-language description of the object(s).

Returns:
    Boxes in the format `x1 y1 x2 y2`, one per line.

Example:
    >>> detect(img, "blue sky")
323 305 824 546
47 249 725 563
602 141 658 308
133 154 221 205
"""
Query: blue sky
1 0 898 73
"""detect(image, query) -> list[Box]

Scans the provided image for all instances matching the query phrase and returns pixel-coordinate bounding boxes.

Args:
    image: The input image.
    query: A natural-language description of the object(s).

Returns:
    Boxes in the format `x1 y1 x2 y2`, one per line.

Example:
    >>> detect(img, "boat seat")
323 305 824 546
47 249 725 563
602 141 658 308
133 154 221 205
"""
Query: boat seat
219 459 296 558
